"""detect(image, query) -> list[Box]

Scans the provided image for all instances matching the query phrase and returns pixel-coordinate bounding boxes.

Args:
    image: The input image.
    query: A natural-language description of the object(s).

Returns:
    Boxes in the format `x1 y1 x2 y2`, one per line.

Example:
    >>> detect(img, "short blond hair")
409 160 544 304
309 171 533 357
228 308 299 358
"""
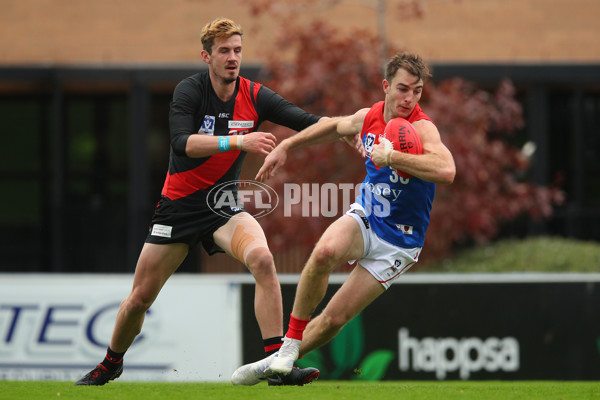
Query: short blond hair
200 18 243 54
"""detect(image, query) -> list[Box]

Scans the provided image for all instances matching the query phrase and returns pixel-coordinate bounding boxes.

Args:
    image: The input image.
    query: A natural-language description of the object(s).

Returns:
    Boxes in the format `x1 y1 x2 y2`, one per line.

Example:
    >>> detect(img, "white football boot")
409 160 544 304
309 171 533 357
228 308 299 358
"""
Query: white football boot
269 337 301 375
231 354 277 385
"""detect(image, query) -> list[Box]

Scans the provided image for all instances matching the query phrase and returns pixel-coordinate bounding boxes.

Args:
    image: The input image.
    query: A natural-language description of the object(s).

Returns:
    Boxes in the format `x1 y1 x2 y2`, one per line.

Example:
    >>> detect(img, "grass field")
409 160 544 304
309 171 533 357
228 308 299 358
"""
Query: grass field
0 381 599 400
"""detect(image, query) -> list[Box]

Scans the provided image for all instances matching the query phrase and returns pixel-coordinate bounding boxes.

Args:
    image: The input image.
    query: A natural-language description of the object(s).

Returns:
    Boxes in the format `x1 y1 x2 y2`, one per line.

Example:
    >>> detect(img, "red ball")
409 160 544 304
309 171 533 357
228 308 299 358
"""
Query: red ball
383 118 422 155
382 118 422 178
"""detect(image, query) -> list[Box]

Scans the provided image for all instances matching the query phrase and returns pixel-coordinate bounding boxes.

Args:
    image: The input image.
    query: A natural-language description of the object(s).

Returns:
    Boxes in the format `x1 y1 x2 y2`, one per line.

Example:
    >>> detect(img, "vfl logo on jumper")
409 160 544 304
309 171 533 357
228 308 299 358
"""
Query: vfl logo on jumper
398 328 520 379
228 121 254 136
364 133 376 156
199 115 216 135
208 180 279 219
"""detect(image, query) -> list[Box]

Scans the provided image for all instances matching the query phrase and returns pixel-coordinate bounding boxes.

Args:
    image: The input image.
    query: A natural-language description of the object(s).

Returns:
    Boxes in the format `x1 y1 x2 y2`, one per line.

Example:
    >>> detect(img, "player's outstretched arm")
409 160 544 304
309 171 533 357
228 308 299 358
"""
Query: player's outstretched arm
256 109 369 181
256 117 338 181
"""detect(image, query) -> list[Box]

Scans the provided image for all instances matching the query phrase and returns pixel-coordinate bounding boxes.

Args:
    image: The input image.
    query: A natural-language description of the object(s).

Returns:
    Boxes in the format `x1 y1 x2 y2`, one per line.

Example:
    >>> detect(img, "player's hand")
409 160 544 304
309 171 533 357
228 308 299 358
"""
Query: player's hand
241 131 277 156
255 145 288 182
340 134 366 157
371 137 393 167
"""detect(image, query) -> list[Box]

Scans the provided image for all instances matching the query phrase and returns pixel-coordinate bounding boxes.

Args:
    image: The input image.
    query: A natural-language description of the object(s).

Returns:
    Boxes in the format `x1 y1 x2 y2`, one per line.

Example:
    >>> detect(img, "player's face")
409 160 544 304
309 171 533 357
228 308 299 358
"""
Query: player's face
383 68 423 119
205 35 242 84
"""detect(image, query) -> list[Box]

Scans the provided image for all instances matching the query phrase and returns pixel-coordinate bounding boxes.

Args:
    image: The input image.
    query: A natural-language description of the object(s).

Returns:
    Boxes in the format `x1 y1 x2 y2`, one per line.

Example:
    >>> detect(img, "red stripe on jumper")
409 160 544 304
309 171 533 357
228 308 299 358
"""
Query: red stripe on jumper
161 150 241 200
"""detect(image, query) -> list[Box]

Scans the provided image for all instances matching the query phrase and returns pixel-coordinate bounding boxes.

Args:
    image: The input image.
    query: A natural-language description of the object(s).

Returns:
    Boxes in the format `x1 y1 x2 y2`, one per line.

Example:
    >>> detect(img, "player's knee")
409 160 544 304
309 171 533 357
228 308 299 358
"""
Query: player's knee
310 244 338 270
319 312 347 334
124 291 153 315
246 247 275 278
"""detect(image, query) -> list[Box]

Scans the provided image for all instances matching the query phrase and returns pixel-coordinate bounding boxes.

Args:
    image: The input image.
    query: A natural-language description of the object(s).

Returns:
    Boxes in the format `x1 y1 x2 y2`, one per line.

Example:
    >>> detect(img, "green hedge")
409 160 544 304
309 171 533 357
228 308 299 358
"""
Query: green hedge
423 236 600 273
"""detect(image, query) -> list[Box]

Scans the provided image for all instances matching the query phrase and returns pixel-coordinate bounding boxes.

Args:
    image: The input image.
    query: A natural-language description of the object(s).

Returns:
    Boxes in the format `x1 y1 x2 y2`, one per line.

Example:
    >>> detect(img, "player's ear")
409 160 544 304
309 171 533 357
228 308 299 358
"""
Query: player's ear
382 79 390 94
201 50 210 64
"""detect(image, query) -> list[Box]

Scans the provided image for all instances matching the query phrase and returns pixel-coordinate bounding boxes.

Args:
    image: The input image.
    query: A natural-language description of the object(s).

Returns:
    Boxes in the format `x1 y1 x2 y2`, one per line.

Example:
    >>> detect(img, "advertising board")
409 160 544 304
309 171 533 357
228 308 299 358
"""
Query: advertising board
241 274 600 380
0 274 242 381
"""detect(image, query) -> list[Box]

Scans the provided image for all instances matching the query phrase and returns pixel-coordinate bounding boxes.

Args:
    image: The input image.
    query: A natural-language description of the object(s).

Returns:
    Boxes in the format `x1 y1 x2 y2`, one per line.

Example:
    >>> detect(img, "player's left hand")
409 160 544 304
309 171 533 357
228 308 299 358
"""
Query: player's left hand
256 145 288 181
371 137 393 167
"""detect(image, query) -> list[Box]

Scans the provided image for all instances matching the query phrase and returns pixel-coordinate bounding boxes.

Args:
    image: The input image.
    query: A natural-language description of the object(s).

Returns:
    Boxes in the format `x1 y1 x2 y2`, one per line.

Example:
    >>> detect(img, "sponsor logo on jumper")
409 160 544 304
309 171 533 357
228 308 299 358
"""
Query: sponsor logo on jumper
219 113 230 118
398 328 520 379
228 120 254 129
362 181 403 201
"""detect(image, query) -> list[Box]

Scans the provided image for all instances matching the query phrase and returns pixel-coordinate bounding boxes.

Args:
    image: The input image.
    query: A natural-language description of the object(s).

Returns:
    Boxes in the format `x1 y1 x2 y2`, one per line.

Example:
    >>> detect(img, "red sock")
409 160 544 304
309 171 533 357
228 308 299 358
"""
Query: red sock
286 313 310 341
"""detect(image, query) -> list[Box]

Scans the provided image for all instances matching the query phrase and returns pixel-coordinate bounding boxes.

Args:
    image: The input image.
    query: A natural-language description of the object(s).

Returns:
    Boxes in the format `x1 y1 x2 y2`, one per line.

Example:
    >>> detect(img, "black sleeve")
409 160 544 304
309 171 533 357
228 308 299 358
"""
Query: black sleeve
169 78 198 156
255 85 321 131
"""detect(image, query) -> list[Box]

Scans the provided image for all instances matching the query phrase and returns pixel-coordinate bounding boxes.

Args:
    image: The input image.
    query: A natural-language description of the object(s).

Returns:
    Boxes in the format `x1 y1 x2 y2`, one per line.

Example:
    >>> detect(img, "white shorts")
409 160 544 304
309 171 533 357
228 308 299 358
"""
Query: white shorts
346 203 421 289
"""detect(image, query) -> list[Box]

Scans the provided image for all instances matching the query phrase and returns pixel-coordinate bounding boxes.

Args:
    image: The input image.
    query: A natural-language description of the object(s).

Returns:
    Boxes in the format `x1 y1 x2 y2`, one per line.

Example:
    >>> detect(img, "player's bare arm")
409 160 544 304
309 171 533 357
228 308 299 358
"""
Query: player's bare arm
274 107 368 153
255 118 337 181
332 108 367 156
256 109 369 181
371 119 455 184
336 108 369 137
184 131 276 158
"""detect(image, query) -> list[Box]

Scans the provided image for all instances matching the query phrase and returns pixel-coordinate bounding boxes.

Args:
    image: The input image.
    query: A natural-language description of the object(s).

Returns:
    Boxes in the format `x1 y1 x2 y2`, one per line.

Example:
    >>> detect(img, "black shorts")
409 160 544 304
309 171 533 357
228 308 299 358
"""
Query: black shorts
145 196 245 255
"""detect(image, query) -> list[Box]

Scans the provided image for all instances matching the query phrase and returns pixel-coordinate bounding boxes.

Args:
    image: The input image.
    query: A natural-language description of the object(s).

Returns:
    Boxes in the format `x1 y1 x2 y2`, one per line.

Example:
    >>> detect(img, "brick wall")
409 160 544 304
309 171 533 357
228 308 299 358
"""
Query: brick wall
1 0 598 65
